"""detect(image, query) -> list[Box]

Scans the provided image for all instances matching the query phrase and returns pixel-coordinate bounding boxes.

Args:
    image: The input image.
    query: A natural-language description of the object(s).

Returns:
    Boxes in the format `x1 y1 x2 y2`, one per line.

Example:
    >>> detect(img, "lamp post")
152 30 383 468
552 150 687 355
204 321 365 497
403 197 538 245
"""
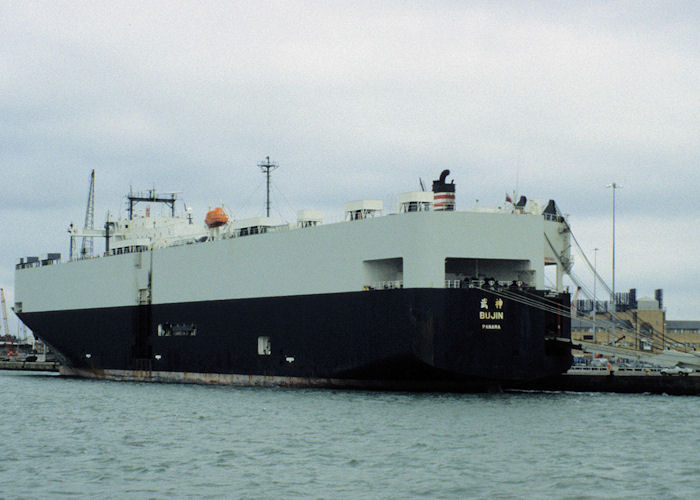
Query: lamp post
593 247 599 343
607 182 622 345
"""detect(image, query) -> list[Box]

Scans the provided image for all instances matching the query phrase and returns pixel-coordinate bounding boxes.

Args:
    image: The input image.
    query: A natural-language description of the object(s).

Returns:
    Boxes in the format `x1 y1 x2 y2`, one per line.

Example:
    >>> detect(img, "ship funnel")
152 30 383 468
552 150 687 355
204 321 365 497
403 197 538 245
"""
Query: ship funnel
432 169 455 211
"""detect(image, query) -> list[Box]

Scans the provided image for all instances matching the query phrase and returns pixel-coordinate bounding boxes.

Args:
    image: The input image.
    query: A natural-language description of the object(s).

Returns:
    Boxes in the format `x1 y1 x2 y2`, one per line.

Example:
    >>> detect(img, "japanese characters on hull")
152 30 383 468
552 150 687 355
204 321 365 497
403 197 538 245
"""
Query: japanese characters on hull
480 296 504 330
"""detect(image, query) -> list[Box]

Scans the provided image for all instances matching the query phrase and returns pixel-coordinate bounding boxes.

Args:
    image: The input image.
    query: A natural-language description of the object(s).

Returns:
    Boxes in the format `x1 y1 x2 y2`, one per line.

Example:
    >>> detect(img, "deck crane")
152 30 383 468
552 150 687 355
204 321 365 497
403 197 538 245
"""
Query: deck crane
1 288 15 357
81 169 96 257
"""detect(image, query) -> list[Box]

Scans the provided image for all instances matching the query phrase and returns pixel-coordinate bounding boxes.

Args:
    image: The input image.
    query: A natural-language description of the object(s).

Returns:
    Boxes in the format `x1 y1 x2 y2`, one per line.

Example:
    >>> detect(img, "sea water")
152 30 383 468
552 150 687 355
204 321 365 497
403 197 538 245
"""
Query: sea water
1 370 699 499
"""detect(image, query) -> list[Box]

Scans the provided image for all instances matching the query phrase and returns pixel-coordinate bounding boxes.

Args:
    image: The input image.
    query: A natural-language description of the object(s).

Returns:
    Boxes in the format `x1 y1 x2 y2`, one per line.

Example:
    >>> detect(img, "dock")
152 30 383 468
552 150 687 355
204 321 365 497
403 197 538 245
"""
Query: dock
511 367 700 396
0 360 60 372
1 362 699 394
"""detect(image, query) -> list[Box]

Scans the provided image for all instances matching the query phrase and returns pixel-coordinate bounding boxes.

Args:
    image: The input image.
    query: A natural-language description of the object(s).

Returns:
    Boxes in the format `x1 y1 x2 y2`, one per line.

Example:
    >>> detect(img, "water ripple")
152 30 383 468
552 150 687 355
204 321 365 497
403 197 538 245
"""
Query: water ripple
2 372 700 498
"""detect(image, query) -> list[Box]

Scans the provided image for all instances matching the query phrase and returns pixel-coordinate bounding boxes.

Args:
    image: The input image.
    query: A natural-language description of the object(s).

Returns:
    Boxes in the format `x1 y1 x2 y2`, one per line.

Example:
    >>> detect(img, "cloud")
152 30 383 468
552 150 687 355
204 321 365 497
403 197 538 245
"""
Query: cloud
1 1 698 325
564 213 700 319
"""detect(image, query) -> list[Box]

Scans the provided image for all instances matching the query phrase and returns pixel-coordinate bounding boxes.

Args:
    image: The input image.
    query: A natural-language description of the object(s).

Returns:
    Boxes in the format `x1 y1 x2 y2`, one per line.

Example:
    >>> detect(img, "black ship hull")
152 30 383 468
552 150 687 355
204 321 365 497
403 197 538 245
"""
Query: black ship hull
18 288 572 390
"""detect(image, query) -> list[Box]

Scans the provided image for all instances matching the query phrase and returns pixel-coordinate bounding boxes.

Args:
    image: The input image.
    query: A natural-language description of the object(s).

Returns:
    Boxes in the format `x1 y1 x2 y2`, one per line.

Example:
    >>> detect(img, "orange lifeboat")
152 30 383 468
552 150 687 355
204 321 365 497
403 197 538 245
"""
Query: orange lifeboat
205 207 228 228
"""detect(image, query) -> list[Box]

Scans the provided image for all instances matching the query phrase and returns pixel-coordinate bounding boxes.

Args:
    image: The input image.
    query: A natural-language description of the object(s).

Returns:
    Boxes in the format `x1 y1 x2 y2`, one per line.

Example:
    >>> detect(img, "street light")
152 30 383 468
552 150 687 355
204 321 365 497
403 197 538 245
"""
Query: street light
607 182 622 345
593 247 599 343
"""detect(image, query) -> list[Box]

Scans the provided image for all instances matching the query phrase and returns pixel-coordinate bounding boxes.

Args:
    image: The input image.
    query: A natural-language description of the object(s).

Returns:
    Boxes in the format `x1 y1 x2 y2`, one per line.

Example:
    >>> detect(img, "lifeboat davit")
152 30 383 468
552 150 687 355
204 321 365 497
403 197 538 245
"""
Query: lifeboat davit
205 207 228 228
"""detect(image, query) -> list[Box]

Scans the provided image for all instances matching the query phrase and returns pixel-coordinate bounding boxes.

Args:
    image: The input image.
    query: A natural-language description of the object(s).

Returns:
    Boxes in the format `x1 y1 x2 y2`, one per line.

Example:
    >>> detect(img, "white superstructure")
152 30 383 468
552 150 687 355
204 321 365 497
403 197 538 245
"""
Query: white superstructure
14 184 571 315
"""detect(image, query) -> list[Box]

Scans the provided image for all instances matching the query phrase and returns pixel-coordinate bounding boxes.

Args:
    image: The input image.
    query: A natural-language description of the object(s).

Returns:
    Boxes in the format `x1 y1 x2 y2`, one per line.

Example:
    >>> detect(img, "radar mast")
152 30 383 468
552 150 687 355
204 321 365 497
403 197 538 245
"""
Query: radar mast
258 156 279 217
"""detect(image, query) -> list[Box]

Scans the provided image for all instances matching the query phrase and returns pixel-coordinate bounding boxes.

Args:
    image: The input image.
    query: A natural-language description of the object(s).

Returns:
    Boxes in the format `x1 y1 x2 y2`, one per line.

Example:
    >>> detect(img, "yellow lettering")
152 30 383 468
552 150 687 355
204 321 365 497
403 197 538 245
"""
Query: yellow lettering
481 324 502 330
480 312 505 320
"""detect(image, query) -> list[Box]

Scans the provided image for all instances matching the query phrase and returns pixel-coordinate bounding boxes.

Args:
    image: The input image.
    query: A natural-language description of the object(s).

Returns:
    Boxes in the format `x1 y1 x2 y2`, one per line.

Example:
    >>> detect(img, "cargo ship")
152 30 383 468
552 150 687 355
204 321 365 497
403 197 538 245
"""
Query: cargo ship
13 168 573 390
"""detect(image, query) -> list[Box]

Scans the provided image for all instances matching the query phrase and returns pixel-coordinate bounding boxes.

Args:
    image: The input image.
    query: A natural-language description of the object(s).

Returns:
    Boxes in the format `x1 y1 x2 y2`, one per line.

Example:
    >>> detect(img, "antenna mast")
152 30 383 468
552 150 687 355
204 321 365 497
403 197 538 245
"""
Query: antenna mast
257 156 279 217
81 169 95 257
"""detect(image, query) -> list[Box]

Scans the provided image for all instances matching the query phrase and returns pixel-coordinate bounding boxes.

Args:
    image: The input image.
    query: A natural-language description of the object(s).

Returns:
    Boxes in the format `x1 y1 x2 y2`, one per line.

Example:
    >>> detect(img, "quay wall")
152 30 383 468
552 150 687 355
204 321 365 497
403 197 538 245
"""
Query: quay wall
510 368 700 395
0 361 59 372
2 362 699 394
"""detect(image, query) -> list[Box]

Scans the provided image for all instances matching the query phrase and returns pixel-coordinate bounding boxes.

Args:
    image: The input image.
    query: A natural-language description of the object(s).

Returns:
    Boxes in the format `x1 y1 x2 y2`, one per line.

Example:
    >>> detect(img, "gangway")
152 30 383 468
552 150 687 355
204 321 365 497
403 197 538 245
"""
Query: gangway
570 339 700 370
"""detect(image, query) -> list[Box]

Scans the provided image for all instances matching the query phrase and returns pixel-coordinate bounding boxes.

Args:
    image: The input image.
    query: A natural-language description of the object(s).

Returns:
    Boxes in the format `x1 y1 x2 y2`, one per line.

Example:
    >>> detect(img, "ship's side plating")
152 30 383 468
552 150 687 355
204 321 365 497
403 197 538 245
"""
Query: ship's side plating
18 287 570 388
14 188 573 388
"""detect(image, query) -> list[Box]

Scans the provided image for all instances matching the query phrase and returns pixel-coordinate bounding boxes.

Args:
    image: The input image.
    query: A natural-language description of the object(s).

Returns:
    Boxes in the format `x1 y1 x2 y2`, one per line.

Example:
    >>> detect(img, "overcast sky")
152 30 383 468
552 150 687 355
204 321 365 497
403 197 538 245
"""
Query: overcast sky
1 0 698 335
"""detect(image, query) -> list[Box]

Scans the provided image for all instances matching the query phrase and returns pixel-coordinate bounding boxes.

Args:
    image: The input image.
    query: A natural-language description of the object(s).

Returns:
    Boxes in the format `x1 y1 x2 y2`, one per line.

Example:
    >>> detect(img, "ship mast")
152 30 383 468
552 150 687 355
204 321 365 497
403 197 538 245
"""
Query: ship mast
258 156 279 217
126 189 177 220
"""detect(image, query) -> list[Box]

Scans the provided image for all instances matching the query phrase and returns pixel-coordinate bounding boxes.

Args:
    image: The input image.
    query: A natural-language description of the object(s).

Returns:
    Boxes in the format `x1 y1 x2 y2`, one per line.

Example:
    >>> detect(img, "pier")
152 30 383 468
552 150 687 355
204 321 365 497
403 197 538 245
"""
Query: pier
0 360 59 372
511 367 700 396
1 362 699 394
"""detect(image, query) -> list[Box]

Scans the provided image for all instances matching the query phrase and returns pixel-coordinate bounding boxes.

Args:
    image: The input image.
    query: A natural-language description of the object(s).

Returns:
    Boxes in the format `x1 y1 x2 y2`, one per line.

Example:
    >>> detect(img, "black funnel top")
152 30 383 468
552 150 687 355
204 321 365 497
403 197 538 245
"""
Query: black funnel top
432 169 455 193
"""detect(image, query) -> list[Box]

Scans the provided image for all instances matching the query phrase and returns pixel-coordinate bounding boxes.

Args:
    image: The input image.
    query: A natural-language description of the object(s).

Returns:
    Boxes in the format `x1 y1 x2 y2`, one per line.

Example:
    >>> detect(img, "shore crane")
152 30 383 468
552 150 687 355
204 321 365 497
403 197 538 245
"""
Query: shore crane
1 288 15 357
81 169 96 257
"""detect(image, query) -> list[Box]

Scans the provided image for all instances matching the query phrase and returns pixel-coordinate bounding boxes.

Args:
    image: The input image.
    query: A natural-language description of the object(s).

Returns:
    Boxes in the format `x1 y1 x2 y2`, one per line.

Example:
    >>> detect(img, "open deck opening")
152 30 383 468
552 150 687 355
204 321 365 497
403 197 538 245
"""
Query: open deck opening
445 258 534 287
363 258 403 290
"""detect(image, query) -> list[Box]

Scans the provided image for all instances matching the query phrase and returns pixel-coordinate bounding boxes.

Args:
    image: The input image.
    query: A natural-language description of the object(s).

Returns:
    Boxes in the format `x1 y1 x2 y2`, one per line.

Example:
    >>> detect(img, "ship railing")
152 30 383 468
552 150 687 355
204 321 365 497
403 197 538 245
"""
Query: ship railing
543 213 565 223
453 279 530 290
16 255 61 269
366 280 403 290
75 254 92 260
568 365 664 375
16 261 40 270
220 223 291 240
109 244 150 256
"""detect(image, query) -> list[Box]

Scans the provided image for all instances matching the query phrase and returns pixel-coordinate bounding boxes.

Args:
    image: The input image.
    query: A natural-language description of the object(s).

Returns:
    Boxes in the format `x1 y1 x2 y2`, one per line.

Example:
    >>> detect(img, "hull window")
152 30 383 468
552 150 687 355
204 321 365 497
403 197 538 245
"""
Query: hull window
157 323 197 337
258 336 271 355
